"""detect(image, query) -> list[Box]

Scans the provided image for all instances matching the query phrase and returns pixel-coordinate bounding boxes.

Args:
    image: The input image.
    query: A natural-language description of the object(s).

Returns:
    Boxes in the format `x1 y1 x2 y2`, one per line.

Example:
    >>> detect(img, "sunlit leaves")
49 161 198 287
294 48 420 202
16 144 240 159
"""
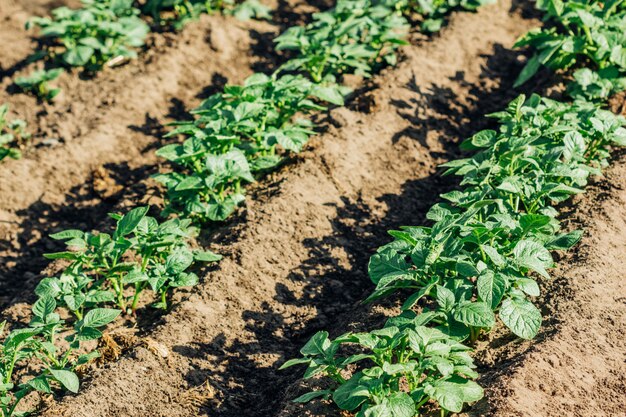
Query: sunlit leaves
28 0 149 71
155 74 347 224
282 321 481 416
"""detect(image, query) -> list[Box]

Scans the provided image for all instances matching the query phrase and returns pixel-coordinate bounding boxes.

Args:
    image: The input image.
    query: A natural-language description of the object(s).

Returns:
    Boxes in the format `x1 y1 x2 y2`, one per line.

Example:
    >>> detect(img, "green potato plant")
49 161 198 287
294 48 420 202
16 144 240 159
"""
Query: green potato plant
281 313 482 416
392 0 497 32
367 94 626 341
567 67 626 103
28 0 150 71
15 69 63 103
514 0 626 87
0 105 30 163
0 304 119 417
275 0 410 82
154 73 347 223
142 0 270 29
37 206 221 317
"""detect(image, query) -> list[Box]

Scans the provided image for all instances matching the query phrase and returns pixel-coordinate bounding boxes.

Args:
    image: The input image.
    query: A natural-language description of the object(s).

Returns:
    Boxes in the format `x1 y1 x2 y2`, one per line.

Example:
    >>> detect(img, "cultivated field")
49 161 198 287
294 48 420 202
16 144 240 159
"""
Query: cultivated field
0 1 624 417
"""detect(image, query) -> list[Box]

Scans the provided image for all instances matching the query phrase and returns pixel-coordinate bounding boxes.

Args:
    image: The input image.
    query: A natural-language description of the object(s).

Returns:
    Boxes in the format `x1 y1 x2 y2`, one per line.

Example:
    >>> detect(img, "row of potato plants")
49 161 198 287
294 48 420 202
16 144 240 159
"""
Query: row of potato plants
0 1 493 416
0 0 271 164
1 0 486 155
154 0 495 223
1 0 489 153
1 207 221 416
11 0 268 103
282 1 626 416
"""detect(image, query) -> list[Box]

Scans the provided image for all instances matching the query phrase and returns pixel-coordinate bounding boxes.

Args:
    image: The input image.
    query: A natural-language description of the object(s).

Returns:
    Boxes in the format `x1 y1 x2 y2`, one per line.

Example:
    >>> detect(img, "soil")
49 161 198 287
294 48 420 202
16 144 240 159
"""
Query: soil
0 1 624 417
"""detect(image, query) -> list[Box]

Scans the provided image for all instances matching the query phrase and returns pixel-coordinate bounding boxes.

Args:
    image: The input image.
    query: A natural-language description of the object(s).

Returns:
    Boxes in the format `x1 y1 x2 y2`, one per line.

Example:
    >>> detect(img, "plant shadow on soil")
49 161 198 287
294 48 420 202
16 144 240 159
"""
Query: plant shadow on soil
168 40 553 417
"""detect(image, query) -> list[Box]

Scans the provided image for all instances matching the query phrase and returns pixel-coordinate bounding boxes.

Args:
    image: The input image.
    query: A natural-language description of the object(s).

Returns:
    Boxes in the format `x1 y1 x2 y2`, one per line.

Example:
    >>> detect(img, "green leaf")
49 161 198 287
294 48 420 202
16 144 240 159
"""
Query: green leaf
428 376 483 413
32 296 56 320
453 302 495 328
401 279 436 310
26 376 51 394
499 298 542 339
436 285 456 312
194 250 222 263
300 331 330 356
63 46 94 66
481 245 506 268
519 214 551 232
368 249 411 285
477 270 506 309
364 392 415 417
43 251 78 260
279 357 311 370
165 247 194 274
49 369 79 393
293 390 331 403
49 230 84 240
333 373 369 411
546 230 583 250
171 272 199 287
513 240 554 278
311 85 345 106
515 278 540 297
514 54 541 88
115 206 149 238
456 260 478 277
82 308 121 328
75 327 103 342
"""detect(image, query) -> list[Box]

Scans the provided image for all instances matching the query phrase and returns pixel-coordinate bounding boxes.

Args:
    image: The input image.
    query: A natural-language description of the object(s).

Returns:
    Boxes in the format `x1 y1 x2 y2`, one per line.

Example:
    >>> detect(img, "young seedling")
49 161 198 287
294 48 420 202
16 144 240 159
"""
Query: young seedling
38 206 221 317
567 67 626 103
0 105 30 162
143 0 270 29
15 69 63 102
0 302 119 417
281 313 483 416
28 0 149 71
514 0 626 87
392 0 496 32
275 0 409 82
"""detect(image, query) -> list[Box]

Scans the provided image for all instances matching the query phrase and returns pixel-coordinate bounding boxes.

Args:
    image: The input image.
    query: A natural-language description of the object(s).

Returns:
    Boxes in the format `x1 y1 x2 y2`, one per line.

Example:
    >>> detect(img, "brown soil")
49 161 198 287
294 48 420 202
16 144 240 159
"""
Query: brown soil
0 1 624 417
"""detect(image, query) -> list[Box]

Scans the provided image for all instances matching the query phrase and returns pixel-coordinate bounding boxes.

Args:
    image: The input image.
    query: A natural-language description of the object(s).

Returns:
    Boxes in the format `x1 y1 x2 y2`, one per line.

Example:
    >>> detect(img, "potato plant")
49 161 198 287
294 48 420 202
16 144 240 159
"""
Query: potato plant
28 0 149 71
37 206 221 317
142 0 270 29
0 105 30 163
281 314 482 416
15 69 63 103
154 73 347 223
275 0 409 83
0 304 119 417
392 0 496 32
514 0 626 88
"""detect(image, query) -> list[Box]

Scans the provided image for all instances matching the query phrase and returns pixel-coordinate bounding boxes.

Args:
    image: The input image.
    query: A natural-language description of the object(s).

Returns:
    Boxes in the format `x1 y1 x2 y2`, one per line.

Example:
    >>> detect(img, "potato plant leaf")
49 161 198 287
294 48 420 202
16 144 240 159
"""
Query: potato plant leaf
499 298 542 339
